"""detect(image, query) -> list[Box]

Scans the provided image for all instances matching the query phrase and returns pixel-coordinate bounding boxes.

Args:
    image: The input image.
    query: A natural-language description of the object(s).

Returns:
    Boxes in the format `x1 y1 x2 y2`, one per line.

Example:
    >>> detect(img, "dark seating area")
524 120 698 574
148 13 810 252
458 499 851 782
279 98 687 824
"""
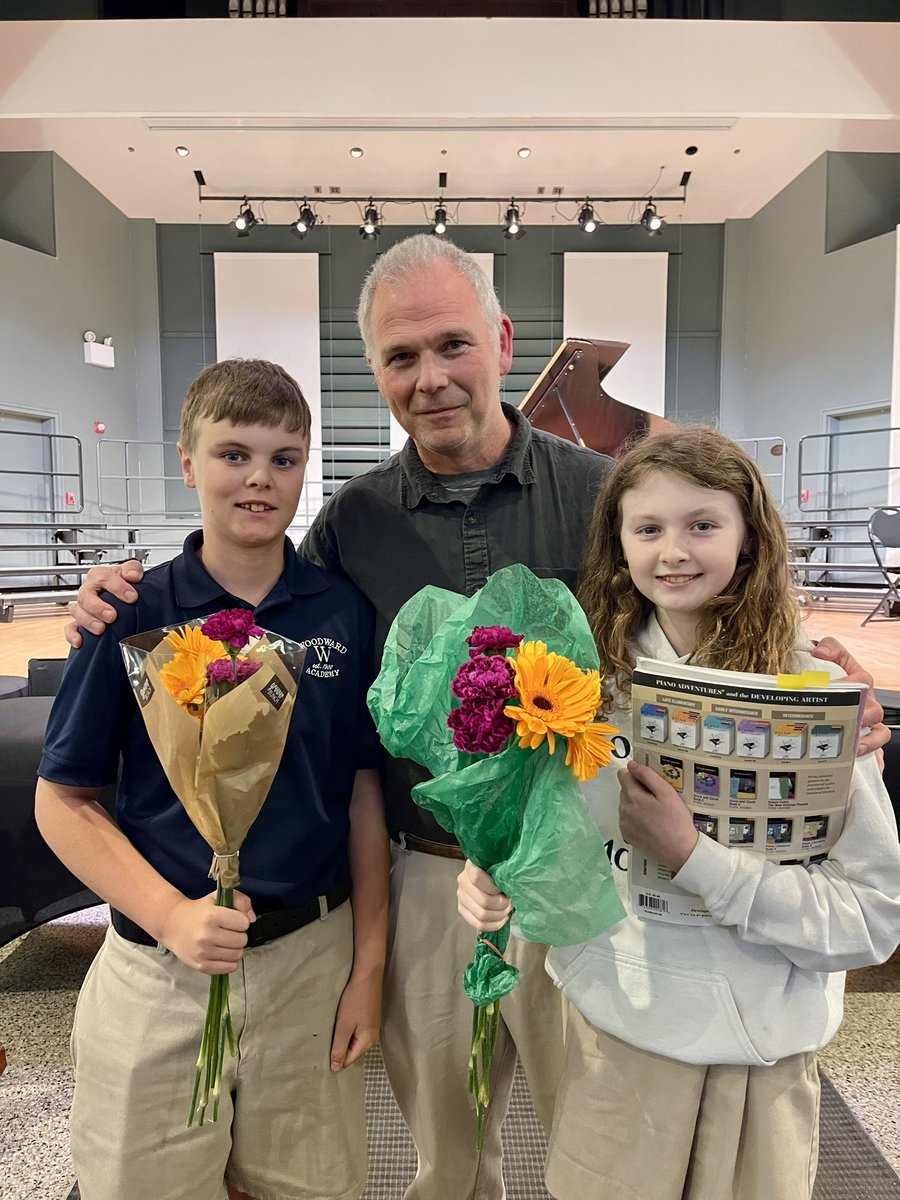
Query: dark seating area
0 659 115 948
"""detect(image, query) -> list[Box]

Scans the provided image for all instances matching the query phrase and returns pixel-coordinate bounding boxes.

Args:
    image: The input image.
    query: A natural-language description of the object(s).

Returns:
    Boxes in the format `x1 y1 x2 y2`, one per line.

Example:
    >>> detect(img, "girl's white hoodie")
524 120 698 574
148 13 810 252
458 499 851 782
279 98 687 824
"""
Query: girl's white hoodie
546 614 900 1066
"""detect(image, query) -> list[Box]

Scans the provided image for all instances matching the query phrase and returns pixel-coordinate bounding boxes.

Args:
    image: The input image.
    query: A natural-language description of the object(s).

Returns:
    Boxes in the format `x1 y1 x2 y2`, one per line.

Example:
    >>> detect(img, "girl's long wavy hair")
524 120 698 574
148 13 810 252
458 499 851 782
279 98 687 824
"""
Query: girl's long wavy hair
578 426 802 714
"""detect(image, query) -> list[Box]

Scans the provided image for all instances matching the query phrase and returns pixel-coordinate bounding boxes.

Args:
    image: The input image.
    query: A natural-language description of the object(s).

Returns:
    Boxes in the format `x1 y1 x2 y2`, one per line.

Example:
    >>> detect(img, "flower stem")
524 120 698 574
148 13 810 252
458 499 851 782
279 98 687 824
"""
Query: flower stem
186 880 236 1128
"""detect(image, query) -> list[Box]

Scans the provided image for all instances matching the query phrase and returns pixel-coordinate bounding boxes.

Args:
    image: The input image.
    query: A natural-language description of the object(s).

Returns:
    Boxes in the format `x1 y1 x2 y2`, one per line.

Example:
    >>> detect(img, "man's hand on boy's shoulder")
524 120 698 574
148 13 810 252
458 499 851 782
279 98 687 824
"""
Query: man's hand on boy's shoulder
330 967 383 1072
65 559 145 647
159 889 256 975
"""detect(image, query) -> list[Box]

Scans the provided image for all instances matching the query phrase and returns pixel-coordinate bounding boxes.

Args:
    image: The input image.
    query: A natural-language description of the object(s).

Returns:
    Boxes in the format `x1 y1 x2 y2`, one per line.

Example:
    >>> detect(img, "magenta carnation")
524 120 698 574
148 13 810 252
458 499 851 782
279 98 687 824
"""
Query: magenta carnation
448 701 515 755
234 659 262 683
466 625 523 659
450 655 517 704
206 658 236 686
201 608 263 650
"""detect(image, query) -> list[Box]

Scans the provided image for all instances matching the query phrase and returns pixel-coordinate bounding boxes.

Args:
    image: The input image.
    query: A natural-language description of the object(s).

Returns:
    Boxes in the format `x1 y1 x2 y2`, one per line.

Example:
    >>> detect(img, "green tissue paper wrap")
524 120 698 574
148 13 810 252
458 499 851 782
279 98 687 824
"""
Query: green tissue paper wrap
368 563 625 948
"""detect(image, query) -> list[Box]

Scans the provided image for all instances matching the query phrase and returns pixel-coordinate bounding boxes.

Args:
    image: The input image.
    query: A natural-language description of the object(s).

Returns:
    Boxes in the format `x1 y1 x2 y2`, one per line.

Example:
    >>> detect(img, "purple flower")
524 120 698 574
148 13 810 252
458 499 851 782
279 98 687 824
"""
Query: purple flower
466 625 523 659
451 655 517 704
201 608 263 650
448 701 515 755
206 658 237 687
234 659 262 682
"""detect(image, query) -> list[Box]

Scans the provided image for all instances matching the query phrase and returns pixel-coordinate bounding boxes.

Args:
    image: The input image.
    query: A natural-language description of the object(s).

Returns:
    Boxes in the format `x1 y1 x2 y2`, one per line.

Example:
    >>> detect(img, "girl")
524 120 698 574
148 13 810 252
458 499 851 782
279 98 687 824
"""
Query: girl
457 426 900 1200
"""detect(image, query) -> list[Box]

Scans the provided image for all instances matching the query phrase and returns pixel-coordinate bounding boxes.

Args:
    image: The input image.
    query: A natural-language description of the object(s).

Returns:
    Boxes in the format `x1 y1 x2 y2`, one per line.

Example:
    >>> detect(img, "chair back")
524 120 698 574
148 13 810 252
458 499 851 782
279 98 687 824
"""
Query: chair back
869 507 900 552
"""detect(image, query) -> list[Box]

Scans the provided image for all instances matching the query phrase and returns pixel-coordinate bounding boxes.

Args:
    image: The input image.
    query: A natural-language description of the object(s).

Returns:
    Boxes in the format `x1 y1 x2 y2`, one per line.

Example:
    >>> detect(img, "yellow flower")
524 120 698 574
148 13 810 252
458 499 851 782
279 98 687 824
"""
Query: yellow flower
159 651 208 717
565 722 619 782
164 625 225 658
504 640 603 756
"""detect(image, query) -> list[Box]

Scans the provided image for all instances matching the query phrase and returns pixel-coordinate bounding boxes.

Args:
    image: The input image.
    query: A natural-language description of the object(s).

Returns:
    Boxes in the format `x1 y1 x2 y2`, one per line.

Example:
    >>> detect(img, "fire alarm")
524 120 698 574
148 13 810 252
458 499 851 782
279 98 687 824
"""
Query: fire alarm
94 420 107 435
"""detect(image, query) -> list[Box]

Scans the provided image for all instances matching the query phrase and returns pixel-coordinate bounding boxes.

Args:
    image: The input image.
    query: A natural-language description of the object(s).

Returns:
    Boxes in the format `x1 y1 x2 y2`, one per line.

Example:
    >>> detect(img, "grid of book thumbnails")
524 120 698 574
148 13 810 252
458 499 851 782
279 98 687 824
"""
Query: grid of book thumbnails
632 685 858 865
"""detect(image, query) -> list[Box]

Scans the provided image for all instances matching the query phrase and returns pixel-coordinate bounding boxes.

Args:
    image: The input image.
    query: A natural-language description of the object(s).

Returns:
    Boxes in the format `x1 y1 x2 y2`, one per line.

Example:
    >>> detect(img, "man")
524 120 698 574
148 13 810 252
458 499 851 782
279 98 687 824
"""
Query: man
68 234 887 1200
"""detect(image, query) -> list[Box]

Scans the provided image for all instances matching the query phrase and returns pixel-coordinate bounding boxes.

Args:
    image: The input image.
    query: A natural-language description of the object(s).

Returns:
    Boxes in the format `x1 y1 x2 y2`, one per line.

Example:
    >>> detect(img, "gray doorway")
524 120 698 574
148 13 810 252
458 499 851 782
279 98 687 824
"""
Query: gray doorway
823 404 891 583
0 408 57 586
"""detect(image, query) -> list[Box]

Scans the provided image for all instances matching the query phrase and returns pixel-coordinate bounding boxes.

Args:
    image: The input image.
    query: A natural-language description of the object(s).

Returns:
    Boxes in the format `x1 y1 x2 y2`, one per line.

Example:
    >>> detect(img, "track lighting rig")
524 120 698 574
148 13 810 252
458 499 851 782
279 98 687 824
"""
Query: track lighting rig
194 172 691 240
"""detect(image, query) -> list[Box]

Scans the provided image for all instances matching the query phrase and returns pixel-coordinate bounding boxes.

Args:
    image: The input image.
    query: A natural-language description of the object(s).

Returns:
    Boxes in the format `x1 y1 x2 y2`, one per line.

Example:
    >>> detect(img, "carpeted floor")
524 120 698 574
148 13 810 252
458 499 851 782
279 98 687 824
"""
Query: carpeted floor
2 911 899 1200
59 1068 900 1200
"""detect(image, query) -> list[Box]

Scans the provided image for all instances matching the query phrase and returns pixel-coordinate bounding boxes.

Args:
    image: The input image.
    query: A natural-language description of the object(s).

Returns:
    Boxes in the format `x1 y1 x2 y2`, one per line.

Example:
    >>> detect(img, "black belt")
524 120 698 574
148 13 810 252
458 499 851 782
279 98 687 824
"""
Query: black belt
110 880 352 950
393 832 465 861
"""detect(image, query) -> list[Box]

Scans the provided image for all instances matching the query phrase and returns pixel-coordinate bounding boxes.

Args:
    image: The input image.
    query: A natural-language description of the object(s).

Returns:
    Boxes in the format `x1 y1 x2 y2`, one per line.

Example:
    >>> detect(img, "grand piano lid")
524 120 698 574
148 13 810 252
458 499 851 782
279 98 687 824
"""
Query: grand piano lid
518 338 673 458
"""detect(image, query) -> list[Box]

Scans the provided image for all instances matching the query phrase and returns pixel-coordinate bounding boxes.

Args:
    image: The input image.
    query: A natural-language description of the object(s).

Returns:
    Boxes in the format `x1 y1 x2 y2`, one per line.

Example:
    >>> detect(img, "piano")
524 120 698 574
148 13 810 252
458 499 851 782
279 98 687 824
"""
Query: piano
519 338 673 456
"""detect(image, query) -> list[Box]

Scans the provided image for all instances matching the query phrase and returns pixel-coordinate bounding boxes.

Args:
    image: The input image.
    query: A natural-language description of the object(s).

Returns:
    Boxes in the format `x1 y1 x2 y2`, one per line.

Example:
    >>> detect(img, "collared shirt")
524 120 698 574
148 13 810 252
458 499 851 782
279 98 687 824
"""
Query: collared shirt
301 404 611 841
39 531 380 906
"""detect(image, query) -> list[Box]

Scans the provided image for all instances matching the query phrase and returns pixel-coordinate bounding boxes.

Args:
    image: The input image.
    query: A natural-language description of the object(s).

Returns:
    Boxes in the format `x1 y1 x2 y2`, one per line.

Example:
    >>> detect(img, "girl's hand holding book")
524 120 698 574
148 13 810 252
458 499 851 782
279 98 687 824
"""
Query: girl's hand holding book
159 889 256 975
618 761 700 875
457 859 513 933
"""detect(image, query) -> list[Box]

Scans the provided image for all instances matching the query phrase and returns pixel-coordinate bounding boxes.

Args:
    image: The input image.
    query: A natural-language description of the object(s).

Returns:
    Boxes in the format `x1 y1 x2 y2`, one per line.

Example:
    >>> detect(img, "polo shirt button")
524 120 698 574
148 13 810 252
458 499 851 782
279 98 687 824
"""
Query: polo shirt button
466 515 477 525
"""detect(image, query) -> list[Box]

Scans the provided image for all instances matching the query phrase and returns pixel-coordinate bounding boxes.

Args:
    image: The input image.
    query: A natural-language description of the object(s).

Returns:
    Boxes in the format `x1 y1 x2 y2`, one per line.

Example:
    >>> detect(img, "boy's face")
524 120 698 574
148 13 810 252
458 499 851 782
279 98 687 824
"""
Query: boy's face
178 417 308 556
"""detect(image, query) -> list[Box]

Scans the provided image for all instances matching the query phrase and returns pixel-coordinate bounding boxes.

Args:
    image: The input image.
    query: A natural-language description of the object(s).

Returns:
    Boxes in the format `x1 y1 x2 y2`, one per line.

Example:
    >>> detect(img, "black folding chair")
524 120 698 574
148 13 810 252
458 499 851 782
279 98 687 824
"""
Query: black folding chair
861 507 900 627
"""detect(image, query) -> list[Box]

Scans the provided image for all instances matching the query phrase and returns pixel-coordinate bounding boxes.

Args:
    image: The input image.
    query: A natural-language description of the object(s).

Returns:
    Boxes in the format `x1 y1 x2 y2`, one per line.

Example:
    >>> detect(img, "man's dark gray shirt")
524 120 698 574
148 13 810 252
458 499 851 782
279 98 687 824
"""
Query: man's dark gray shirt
300 402 611 842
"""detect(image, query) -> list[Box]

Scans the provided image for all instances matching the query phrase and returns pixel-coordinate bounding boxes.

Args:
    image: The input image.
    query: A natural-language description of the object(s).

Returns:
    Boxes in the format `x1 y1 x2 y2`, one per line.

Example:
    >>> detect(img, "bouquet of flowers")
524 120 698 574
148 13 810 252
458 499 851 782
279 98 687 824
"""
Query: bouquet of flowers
120 608 306 1127
368 564 625 1146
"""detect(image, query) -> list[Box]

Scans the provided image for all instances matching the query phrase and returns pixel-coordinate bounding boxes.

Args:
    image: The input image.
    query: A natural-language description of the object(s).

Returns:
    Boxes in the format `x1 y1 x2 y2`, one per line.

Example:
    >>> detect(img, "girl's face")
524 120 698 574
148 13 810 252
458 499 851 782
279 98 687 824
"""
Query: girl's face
619 470 749 654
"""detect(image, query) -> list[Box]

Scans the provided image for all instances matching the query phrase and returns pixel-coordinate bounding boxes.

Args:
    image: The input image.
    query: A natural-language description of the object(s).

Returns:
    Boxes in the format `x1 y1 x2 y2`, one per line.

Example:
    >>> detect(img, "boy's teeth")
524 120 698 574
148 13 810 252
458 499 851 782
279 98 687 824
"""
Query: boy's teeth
242 503 270 512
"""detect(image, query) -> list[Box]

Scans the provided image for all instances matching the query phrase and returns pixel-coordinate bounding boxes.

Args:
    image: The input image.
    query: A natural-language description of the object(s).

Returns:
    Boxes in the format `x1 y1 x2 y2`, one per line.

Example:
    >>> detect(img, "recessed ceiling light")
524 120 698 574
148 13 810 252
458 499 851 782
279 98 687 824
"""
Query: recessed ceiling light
175 146 190 157
517 147 532 159
350 147 364 158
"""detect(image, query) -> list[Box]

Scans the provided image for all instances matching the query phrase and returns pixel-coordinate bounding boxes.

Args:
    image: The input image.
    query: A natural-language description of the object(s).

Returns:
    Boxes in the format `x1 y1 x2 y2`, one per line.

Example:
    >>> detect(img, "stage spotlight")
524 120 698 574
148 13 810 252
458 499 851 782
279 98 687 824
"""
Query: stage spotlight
291 204 317 239
233 202 257 237
502 203 525 240
360 203 381 240
640 203 664 234
578 202 597 234
431 205 448 236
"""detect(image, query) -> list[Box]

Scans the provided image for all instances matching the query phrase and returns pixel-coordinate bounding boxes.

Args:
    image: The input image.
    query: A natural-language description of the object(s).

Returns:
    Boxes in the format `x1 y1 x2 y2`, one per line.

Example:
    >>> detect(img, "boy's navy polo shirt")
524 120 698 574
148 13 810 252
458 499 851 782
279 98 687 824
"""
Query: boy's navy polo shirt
39 531 381 909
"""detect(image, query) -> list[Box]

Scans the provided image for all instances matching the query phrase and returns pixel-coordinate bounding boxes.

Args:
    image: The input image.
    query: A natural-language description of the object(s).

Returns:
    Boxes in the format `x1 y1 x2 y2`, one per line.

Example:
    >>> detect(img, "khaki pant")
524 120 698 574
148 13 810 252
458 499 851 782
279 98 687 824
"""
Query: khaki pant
381 844 566 1200
546 1004 821 1200
70 903 367 1200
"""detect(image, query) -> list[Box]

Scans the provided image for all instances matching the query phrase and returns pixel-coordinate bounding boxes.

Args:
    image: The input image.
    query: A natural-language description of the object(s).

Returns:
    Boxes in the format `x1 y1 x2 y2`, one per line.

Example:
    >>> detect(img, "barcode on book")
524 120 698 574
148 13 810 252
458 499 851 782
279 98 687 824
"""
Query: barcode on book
638 893 669 913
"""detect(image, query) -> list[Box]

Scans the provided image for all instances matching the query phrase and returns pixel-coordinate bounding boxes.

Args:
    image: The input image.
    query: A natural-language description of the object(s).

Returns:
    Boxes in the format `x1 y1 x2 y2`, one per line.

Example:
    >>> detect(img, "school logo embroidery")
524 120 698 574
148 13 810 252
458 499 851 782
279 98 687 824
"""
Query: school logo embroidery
261 675 288 710
297 636 348 680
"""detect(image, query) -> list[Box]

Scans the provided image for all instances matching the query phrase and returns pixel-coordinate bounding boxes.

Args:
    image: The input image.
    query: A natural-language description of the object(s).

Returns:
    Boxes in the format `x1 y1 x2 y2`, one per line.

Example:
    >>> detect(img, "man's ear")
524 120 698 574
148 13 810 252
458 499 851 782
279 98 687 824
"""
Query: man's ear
498 315 514 379
178 443 197 489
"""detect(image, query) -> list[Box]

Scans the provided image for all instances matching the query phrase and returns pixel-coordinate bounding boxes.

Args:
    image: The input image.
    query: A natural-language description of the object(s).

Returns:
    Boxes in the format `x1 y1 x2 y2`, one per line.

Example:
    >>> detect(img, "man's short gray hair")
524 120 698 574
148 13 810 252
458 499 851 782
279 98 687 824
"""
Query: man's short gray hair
357 234 504 360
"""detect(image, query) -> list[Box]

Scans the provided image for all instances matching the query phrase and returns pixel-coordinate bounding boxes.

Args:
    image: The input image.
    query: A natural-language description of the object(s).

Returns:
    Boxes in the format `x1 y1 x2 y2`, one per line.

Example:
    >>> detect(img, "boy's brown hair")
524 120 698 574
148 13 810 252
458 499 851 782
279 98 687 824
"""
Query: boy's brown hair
180 359 311 453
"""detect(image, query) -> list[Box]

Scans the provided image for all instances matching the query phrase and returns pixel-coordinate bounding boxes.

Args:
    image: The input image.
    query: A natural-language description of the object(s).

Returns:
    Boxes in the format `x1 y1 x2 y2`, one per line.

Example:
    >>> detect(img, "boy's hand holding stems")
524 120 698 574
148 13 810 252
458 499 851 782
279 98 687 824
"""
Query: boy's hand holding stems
33 783 257 977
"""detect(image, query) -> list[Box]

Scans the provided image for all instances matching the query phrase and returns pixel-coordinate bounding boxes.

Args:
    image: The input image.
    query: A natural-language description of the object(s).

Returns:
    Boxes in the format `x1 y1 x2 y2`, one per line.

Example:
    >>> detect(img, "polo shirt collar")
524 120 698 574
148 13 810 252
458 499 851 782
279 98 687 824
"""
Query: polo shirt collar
399 402 536 509
172 530 329 609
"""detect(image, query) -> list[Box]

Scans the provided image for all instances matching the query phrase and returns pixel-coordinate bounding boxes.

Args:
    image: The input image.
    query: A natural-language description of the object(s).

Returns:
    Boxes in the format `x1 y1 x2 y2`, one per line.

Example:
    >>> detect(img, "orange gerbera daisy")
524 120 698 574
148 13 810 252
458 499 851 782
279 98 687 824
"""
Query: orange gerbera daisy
160 626 226 717
159 652 209 717
565 722 619 782
164 625 225 658
504 640 603 756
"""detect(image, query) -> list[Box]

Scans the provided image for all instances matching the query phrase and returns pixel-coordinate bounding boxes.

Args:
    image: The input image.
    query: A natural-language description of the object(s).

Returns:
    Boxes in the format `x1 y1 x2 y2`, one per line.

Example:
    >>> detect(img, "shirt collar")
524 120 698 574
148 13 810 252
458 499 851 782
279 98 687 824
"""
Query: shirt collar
398 402 536 509
172 529 329 609
638 611 692 665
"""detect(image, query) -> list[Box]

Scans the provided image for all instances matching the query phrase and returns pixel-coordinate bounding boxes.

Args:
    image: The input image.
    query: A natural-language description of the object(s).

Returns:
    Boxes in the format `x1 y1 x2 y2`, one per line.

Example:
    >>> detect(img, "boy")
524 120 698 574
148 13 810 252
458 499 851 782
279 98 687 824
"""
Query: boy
35 359 389 1200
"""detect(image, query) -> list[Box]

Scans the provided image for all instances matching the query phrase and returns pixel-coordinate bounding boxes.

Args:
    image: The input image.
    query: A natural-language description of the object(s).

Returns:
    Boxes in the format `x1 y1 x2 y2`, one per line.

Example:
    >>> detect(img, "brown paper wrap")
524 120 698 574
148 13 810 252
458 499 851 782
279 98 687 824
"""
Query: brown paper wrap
121 626 306 889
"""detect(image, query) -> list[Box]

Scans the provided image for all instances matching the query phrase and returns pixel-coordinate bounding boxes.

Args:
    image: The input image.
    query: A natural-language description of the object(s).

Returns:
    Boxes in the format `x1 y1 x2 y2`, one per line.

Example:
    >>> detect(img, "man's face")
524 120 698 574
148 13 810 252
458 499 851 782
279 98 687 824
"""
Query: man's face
368 260 514 474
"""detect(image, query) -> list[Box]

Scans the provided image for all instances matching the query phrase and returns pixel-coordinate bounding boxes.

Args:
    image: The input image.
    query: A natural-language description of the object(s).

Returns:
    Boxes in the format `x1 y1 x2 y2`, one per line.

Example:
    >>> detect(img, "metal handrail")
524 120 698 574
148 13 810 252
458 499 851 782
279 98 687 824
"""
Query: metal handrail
797 425 899 516
0 429 85 514
96 436 393 522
